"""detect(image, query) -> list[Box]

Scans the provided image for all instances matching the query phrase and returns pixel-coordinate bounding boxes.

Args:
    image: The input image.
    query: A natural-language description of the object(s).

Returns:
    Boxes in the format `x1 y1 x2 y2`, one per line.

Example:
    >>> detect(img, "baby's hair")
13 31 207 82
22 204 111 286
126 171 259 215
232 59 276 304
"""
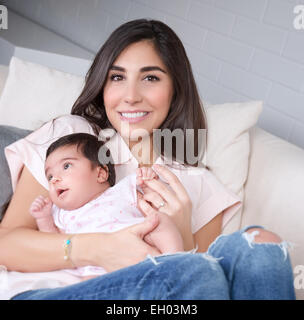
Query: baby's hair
46 133 116 187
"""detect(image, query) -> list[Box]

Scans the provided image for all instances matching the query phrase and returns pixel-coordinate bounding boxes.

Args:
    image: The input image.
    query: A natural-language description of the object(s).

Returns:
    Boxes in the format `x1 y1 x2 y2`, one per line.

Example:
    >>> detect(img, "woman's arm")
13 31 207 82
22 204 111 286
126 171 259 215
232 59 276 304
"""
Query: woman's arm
0 166 79 271
0 166 161 272
193 212 223 253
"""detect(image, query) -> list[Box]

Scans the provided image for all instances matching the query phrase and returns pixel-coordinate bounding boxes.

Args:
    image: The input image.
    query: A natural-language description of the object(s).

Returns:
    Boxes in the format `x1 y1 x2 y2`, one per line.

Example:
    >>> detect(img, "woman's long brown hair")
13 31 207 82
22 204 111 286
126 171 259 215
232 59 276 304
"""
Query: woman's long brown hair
71 19 208 167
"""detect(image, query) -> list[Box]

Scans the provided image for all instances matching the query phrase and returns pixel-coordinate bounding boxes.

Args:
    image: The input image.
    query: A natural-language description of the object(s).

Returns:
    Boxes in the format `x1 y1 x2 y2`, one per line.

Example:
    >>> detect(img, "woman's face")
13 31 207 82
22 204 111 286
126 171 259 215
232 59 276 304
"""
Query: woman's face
103 40 174 144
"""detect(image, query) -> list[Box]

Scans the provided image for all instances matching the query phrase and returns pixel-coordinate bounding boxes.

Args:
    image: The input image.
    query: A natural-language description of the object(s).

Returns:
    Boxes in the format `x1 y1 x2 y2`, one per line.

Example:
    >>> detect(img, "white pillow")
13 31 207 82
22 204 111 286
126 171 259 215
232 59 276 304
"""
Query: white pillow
204 101 263 233
0 65 9 98
0 57 263 232
205 101 263 195
0 57 85 130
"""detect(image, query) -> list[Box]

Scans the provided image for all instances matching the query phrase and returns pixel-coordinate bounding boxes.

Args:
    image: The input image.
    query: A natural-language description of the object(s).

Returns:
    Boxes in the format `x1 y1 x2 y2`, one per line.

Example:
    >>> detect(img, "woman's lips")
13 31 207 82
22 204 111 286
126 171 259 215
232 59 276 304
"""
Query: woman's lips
119 111 150 123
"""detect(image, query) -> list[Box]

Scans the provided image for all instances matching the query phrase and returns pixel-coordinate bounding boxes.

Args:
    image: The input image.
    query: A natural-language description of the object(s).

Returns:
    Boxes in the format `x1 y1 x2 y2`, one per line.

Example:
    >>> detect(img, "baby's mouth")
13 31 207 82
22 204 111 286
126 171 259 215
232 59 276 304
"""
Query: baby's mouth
57 188 68 197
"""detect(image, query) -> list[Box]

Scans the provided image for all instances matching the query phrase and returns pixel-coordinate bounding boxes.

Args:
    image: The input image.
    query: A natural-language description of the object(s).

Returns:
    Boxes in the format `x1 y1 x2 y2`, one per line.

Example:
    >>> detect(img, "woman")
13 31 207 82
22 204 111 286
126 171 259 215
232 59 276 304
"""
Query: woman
0 19 295 299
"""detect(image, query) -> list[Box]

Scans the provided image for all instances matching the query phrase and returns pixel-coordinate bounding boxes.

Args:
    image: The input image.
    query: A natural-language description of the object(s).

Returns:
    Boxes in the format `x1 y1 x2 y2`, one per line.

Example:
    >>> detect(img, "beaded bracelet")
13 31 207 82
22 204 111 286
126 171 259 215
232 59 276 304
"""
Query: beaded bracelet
63 235 76 267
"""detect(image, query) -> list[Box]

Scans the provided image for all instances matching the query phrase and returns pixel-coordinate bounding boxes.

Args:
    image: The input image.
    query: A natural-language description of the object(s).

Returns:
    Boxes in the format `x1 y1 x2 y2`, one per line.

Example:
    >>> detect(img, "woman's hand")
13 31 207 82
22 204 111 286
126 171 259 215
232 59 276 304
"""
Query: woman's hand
137 164 194 251
76 214 162 273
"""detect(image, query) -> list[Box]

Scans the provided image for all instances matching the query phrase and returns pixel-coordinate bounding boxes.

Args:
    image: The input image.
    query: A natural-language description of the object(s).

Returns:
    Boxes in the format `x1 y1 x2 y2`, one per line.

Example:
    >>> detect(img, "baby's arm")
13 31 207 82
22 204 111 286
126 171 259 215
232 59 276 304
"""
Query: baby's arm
136 166 158 186
29 195 59 233
144 213 184 254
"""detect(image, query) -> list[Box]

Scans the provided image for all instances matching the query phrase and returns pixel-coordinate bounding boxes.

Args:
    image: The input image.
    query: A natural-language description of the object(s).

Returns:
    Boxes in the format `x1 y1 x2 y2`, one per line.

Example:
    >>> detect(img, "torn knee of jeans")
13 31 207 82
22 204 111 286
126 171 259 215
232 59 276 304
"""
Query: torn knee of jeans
242 230 261 248
242 229 295 260
243 228 284 245
251 228 283 242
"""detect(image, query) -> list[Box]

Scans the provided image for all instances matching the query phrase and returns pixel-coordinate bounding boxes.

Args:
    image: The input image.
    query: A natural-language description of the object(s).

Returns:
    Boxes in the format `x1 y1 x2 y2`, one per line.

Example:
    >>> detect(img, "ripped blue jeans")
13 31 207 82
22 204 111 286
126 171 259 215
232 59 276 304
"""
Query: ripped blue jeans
12 226 295 300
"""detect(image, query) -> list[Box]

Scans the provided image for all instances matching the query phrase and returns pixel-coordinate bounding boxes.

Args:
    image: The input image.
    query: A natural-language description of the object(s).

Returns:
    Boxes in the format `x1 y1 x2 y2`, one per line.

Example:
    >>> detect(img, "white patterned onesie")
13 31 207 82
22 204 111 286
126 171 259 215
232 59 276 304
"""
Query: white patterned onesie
52 173 145 277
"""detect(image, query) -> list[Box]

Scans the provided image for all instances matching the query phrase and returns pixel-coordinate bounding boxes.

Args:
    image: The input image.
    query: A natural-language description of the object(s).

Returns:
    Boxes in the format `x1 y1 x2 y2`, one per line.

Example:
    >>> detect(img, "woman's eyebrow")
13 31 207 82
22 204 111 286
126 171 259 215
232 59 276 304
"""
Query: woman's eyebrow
110 65 167 73
140 66 167 73
110 65 125 72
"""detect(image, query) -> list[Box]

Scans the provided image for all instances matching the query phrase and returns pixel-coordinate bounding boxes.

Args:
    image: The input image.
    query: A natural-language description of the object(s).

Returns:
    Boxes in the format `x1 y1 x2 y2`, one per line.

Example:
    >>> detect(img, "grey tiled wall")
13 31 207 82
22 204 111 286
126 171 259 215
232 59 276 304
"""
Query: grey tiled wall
2 0 304 148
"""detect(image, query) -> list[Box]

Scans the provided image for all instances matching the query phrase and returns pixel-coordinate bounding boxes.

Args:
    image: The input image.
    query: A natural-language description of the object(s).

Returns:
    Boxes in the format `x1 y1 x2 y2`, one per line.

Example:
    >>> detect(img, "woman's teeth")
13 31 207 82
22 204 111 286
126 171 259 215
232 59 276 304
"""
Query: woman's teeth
121 112 148 118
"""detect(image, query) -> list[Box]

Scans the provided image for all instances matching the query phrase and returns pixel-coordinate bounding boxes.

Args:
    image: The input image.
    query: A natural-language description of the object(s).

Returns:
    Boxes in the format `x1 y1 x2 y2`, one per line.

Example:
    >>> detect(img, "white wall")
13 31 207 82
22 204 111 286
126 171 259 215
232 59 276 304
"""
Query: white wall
2 0 304 148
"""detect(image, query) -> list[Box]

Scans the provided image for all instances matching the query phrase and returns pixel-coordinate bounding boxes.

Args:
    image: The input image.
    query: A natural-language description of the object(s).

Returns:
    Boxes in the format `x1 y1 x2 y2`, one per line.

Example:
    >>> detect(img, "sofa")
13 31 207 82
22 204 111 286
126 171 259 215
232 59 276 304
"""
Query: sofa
0 57 303 300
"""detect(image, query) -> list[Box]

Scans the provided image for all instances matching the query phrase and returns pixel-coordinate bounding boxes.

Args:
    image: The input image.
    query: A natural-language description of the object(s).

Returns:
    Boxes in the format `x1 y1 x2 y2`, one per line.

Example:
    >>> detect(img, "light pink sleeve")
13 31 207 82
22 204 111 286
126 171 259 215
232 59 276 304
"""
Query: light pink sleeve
4 115 96 191
191 168 242 234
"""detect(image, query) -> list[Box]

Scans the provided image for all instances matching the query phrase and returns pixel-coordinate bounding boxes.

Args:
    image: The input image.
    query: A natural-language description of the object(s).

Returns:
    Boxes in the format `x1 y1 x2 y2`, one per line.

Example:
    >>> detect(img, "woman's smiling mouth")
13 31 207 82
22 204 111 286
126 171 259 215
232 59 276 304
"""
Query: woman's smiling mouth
119 111 150 123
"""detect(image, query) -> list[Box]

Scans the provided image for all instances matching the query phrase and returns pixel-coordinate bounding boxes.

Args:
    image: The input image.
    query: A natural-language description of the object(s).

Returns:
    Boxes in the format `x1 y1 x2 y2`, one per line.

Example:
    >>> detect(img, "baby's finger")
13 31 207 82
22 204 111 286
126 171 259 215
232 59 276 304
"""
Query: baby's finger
34 195 46 203
30 201 40 209
30 203 40 212
141 167 149 180
136 167 142 177
36 195 46 201
35 198 45 207
136 176 144 186
44 197 51 204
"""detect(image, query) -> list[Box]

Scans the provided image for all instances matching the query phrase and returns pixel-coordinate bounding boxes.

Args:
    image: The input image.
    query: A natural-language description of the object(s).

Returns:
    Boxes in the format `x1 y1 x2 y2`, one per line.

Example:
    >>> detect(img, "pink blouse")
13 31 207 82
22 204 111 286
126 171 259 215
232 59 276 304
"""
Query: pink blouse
5 114 242 233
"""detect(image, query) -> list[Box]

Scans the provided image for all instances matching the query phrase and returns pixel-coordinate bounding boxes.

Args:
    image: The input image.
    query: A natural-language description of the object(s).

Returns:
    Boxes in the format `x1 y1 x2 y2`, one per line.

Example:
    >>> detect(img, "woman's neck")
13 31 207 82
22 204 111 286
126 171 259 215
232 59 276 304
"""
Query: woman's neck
125 135 158 167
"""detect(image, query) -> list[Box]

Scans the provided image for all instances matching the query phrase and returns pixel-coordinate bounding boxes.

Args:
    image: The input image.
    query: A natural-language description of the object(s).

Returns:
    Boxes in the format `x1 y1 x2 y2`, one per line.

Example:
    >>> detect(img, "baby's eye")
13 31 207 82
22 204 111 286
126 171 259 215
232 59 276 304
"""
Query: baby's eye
47 175 53 182
144 75 160 82
63 163 72 170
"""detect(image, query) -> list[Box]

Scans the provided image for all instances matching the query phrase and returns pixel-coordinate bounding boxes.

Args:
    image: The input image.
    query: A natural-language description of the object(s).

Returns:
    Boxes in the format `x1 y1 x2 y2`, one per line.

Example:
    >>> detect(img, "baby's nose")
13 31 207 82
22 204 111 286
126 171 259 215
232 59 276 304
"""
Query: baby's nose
51 176 61 184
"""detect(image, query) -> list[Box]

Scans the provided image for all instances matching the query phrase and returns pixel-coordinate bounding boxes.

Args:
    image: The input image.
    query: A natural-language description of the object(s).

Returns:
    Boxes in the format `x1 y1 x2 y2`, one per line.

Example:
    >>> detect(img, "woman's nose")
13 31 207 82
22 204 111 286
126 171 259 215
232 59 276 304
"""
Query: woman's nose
124 82 143 105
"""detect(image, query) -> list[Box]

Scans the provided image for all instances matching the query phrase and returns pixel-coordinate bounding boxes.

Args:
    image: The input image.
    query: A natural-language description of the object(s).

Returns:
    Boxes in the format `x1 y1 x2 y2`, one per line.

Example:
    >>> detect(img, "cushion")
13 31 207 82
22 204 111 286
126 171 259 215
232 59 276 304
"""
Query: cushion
0 65 9 97
0 57 263 231
204 101 263 233
0 125 32 221
241 127 304 300
0 57 85 130
204 101 263 195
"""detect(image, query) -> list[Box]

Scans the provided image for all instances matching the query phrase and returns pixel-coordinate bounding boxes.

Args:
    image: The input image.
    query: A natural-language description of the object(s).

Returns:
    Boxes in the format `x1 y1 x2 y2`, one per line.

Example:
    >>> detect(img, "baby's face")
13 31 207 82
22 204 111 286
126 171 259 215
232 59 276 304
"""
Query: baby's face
45 145 107 210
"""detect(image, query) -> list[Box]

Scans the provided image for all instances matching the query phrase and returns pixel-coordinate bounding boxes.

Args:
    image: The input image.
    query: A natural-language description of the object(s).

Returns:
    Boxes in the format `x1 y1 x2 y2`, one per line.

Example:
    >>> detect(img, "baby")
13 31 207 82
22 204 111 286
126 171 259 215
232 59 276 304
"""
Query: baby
30 133 183 279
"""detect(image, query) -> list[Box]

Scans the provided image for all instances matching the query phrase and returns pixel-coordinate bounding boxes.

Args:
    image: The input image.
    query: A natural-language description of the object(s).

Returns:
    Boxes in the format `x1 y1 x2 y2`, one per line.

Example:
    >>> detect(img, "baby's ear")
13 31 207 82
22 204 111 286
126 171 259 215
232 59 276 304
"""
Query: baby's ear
97 165 109 183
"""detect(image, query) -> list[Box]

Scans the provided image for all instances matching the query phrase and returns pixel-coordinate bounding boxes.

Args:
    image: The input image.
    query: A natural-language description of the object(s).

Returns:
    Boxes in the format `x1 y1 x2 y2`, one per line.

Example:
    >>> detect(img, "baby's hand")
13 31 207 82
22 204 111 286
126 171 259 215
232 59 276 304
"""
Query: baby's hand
136 167 158 186
29 195 53 219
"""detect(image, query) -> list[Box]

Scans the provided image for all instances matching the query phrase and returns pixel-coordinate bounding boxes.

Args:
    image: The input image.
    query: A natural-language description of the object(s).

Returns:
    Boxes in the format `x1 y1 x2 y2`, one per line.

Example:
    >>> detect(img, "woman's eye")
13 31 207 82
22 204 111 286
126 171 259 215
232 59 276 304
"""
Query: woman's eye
144 75 160 82
63 163 71 170
110 74 124 81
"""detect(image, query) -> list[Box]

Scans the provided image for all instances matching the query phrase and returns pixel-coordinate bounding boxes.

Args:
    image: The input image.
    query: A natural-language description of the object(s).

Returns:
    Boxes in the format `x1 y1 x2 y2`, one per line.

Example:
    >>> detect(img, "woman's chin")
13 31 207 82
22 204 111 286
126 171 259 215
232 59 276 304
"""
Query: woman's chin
120 130 151 143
